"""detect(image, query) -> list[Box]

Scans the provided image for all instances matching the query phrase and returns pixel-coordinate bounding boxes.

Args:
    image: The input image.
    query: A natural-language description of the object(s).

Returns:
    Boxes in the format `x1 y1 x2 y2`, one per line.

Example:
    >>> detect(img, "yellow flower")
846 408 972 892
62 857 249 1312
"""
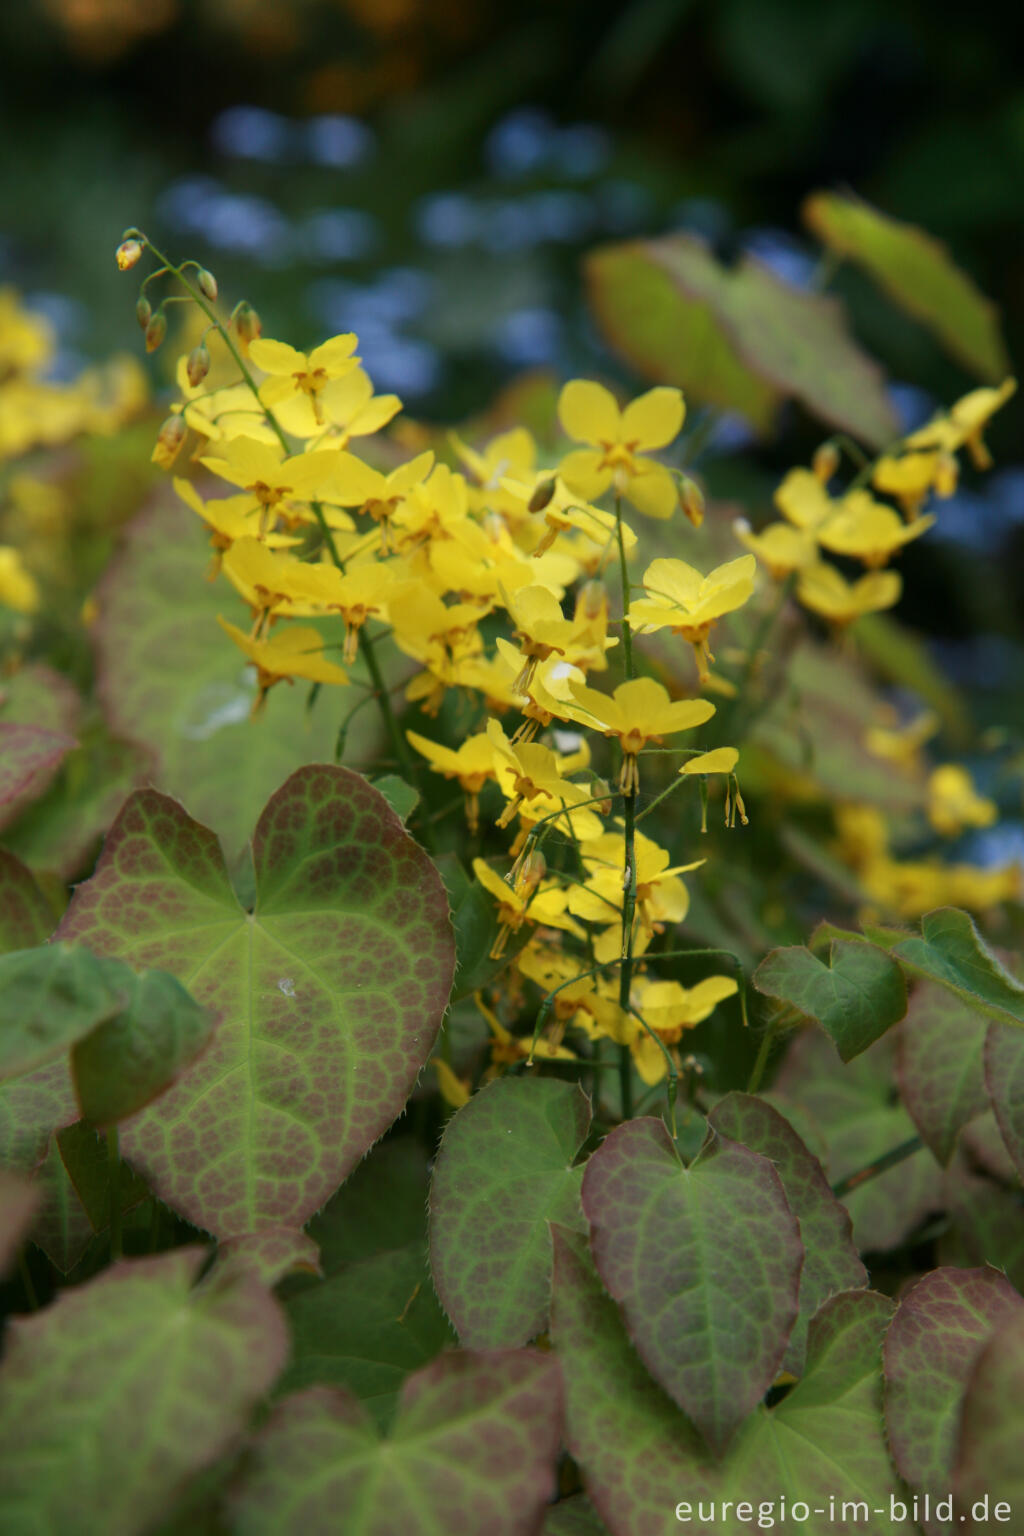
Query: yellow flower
568 829 703 954
629 976 738 1084
487 718 597 831
871 451 945 520
248 333 361 435
217 618 348 707
472 855 583 959
294 560 398 662
565 676 715 793
504 583 590 693
501 473 634 556
452 426 537 520
908 378 1016 470
680 748 739 776
406 730 497 832
0 546 39 613
863 709 938 772
733 519 817 580
306 366 401 447
628 554 756 682
796 562 901 625
557 380 685 520
926 765 998 837
817 491 935 567
173 478 299 569
325 450 434 549
774 467 834 529
200 436 336 521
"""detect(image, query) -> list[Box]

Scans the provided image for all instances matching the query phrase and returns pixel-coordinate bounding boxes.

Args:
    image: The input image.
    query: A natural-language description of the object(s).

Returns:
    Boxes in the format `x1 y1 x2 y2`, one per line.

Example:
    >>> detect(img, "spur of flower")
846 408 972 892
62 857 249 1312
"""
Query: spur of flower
248 333 361 435
557 380 686 520
564 676 715 793
628 554 756 682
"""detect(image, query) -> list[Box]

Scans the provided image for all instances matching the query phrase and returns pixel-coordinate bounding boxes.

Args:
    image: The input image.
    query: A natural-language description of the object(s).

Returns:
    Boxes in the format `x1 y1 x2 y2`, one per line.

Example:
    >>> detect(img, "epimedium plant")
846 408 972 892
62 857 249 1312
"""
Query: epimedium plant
0 199 1022 1535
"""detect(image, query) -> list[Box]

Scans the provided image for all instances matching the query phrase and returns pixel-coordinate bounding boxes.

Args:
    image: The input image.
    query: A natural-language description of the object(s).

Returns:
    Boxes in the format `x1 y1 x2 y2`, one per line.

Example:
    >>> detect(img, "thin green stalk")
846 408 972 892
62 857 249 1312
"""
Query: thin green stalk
831 1136 923 1199
745 1018 778 1094
108 1126 122 1261
629 1005 677 1137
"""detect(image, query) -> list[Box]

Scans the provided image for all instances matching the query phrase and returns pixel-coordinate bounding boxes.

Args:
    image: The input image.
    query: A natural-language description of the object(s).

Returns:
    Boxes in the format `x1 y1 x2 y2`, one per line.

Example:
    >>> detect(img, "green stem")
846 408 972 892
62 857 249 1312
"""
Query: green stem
831 1136 923 1199
745 1018 777 1094
629 1005 677 1137
108 1126 122 1261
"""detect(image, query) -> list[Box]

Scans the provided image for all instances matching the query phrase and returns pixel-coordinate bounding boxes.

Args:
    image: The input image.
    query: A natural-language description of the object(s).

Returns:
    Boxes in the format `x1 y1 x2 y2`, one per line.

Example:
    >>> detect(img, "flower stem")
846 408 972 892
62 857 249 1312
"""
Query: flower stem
745 1018 778 1095
615 494 638 1119
831 1136 922 1199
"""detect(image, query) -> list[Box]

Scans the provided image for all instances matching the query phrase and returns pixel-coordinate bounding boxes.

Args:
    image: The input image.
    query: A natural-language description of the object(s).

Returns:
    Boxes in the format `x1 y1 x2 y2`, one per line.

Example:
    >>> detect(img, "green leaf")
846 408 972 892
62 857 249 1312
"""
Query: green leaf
0 1248 289 1536
897 983 990 1165
429 1076 590 1347
371 774 419 823
940 1152 1024 1291
0 723 76 827
884 1266 1023 1534
0 1058 76 1177
279 1242 456 1428
887 908 1024 1028
71 966 212 1125
231 1351 562 1536
0 1169 39 1274
775 1028 943 1252
93 501 349 861
55 1120 150 1232
549 1226 913 1536
307 1134 432 1274
953 1310 1024 1529
754 939 907 1060
23 1136 95 1274
581 1116 802 1453
803 191 1011 382
0 942 130 1080
984 1022 1024 1179
587 233 900 446
57 766 455 1238
0 850 55 954
708 1092 866 1374
544 1497 610 1536
215 1227 322 1287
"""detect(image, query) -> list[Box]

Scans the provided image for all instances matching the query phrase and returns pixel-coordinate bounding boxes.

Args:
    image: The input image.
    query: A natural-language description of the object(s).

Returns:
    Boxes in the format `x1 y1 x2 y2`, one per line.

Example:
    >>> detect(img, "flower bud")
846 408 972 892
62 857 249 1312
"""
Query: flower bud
234 301 262 355
514 849 547 897
196 268 218 302
144 312 167 353
116 238 143 271
576 579 607 624
590 777 613 816
151 412 186 470
186 343 211 389
679 476 705 528
135 296 152 330
812 441 840 484
528 478 556 513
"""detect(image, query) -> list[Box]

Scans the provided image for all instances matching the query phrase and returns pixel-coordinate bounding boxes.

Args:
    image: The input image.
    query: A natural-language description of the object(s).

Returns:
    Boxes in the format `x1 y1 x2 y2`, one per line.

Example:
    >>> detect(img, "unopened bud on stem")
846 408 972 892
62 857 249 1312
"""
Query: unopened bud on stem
812 441 840 484
151 412 186 470
186 343 211 389
135 296 152 330
116 238 143 271
144 311 167 353
196 268 218 301
679 476 705 528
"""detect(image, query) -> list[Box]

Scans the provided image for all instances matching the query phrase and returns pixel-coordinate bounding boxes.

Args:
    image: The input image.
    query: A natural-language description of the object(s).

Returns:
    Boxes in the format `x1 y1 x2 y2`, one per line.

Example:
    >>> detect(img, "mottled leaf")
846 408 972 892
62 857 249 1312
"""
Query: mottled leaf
93 500 349 860
887 908 1024 1028
231 1351 562 1536
897 983 990 1164
0 1169 39 1273
307 1134 431 1274
953 1310 1024 1532
279 1242 456 1428
0 943 130 1081
0 723 76 827
754 939 906 1061
774 1028 943 1252
984 1021 1024 1180
71 966 212 1125
803 191 1010 381
581 1117 802 1452
0 1057 76 1175
430 1076 590 1346
57 767 455 1238
884 1266 1023 1536
0 661 80 738
0 1248 289 1536
55 1120 150 1232
708 1092 866 1373
940 1153 1024 1291
588 233 899 445
0 850 54 953
216 1227 322 1287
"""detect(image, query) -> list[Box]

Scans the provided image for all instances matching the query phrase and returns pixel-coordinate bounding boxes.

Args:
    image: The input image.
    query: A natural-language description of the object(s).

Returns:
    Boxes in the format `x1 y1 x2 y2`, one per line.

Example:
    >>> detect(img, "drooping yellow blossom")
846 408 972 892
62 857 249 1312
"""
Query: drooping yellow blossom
505 583 593 693
796 562 902 626
733 518 817 580
557 381 685 520
174 478 299 569
0 547 40 613
248 334 361 435
325 450 434 548
472 855 583 959
487 719 597 832
473 990 577 1069
564 676 715 793
568 829 704 958
220 538 310 623
452 427 537 521
216 618 349 707
679 747 743 829
200 436 336 524
907 378 1017 469
926 765 998 837
817 491 935 567
871 451 948 520
406 730 497 833
628 555 756 682
516 943 629 1043
629 975 738 1084
294 560 398 663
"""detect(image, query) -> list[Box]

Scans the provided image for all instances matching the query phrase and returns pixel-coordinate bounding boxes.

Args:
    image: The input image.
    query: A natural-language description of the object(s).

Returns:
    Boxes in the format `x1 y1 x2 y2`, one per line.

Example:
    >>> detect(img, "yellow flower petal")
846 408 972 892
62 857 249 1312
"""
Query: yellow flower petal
680 748 739 775
248 338 306 376
558 379 621 445
620 387 685 450
624 460 678 520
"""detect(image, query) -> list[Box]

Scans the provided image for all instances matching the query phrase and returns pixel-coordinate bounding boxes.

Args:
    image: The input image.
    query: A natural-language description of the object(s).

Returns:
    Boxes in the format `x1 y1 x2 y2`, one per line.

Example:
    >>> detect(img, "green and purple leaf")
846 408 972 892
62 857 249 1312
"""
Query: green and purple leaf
429 1076 591 1346
953 1310 1024 1532
897 983 990 1165
0 850 54 953
0 723 76 828
581 1116 802 1453
984 1022 1024 1180
754 938 907 1060
883 908 1024 1028
57 766 455 1238
231 1350 562 1536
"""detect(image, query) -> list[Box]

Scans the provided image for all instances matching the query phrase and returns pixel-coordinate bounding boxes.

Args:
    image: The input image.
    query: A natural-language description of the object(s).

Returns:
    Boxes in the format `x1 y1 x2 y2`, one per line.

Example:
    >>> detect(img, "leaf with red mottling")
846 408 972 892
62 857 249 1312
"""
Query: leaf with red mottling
953 1310 1024 1532
0 724 76 825
231 1351 562 1536
984 1021 1024 1180
708 1092 866 1374
0 1169 39 1273
216 1226 322 1287
0 1248 289 1536
0 849 54 953
884 1267 1023 1536
897 984 990 1164
581 1117 802 1454
57 765 455 1239
429 1076 590 1347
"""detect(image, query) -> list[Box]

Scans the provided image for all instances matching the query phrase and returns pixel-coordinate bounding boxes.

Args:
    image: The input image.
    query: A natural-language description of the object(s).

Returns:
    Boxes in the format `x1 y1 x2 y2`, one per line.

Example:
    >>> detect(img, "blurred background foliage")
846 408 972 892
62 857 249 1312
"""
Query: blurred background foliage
2 0 1023 848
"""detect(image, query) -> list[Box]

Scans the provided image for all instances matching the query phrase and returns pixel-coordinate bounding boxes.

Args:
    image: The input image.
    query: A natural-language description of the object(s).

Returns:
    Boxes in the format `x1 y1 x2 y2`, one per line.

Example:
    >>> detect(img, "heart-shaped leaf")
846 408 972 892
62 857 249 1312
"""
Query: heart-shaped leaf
897 983 990 1165
0 723 76 826
886 909 1024 1028
953 1310 1024 1532
0 1248 288 1536
0 943 130 1081
57 766 455 1238
429 1076 591 1346
581 1117 802 1453
884 1267 1023 1536
0 850 54 953
984 1022 1024 1180
708 1092 866 1374
803 191 1010 381
231 1351 562 1536
754 938 907 1060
